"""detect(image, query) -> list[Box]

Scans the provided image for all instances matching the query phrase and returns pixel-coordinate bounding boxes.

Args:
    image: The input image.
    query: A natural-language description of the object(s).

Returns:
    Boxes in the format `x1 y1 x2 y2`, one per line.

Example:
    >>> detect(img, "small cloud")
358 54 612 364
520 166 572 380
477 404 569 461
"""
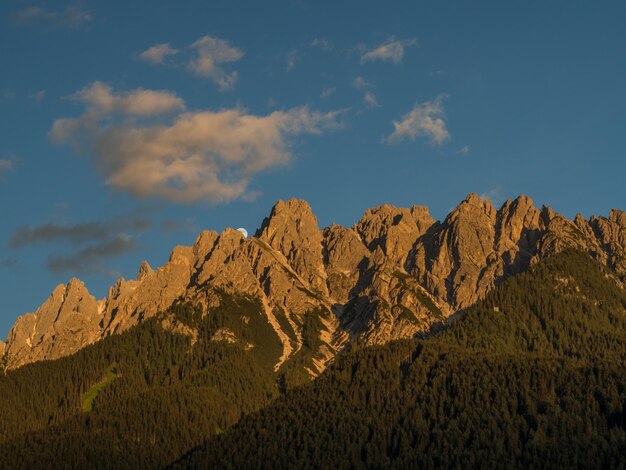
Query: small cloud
363 91 380 108
457 145 470 155
360 37 417 65
430 70 446 77
320 86 336 99
46 234 136 276
311 37 332 50
0 258 16 268
139 43 179 64
1 89 16 101
29 90 46 103
285 49 300 71
160 218 197 232
13 3 93 30
189 35 244 91
0 159 13 175
352 76 373 90
480 187 503 207
385 94 449 145
267 97 278 108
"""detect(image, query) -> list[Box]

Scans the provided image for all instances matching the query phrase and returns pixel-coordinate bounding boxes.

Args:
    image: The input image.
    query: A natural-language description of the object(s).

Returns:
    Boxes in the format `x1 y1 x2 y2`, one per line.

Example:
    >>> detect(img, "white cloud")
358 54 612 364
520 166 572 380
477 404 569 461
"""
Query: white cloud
189 36 243 91
70 81 184 117
140 43 179 64
363 91 379 108
361 37 417 64
311 38 332 50
352 76 372 89
385 95 449 145
320 86 336 99
480 187 503 207
51 84 342 204
457 145 470 155
286 49 300 71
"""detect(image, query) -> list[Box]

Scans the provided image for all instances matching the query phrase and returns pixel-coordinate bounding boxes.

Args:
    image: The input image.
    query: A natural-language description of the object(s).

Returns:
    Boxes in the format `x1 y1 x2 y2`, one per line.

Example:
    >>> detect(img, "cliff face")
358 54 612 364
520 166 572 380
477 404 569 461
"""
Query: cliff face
3 194 625 372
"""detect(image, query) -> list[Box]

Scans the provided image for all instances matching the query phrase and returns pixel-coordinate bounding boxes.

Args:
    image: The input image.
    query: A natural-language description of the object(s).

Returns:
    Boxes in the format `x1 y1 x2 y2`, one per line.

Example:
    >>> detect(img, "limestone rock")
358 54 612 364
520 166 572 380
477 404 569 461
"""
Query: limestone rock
4 194 625 373
4 278 101 369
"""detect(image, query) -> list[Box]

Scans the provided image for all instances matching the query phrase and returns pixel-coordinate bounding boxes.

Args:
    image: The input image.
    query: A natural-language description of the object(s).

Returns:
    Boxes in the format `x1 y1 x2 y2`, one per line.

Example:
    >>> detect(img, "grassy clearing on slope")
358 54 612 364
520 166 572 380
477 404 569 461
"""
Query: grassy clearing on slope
81 363 119 412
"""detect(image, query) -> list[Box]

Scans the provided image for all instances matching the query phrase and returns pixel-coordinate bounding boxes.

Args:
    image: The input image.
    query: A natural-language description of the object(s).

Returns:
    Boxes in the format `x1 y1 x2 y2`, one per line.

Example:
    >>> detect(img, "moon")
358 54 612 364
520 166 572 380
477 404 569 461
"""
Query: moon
236 227 248 238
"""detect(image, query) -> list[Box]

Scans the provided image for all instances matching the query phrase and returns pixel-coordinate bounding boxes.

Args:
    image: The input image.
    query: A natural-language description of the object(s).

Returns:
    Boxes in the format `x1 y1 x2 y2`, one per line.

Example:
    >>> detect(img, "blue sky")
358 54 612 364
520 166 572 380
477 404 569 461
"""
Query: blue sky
1 0 625 337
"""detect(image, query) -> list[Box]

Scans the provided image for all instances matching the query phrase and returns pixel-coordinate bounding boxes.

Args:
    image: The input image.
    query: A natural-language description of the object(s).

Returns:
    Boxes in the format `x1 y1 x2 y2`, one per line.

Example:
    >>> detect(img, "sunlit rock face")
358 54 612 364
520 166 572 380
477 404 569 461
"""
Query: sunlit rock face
3 194 625 373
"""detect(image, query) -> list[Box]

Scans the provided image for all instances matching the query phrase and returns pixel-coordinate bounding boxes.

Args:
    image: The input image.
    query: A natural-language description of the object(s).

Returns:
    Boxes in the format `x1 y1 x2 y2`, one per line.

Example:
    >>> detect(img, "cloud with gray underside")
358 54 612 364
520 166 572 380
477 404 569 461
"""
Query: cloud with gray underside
10 214 150 275
51 82 343 204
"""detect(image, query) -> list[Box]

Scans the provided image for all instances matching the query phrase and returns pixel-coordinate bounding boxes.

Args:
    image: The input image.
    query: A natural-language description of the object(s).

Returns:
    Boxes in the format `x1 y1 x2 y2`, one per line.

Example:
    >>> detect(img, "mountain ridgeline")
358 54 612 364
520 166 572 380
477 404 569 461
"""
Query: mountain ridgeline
2 194 626 377
0 250 625 468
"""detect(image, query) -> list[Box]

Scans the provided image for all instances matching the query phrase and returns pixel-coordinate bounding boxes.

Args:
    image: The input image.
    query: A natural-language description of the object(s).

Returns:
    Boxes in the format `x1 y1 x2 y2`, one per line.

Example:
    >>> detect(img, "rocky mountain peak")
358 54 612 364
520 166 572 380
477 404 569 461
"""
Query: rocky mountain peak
3 194 625 374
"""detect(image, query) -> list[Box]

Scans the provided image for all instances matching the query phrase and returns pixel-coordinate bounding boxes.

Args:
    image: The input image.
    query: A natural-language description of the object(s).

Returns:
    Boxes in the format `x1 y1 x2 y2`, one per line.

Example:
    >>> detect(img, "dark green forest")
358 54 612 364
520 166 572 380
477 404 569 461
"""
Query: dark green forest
177 251 626 469
1 250 626 469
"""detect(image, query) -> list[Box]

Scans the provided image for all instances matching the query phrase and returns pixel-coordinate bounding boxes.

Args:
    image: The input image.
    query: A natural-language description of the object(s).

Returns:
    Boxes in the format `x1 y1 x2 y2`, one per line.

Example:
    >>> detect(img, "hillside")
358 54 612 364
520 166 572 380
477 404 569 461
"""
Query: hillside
175 250 626 468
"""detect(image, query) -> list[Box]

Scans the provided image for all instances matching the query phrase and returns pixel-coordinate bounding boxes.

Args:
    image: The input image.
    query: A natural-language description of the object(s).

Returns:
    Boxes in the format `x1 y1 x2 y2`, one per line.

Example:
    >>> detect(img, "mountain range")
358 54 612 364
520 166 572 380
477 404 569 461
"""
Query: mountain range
2 193 625 377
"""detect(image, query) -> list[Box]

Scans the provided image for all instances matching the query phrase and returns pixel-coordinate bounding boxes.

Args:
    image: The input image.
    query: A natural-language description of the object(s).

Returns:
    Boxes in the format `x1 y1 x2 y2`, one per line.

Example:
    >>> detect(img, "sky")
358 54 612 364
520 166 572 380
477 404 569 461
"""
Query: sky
1 0 625 338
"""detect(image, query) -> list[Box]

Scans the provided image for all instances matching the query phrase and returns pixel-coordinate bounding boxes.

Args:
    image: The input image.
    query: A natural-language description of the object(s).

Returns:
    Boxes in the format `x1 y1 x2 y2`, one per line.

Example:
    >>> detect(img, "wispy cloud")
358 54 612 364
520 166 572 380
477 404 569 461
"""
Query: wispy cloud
189 36 244 91
10 217 150 248
0 159 13 176
0 258 16 269
352 76 373 90
480 187 503 207
311 37 332 50
320 86 336 99
285 49 300 71
139 43 179 64
457 145 470 155
160 218 198 233
51 83 344 204
363 91 380 108
11 214 151 276
13 3 93 30
385 95 449 145
360 37 417 64
29 90 46 103
46 234 136 276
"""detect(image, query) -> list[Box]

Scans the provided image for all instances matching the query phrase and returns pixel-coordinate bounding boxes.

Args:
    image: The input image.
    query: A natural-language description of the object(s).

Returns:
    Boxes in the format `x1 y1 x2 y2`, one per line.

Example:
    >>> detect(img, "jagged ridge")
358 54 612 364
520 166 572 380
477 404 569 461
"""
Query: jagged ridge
2 193 625 373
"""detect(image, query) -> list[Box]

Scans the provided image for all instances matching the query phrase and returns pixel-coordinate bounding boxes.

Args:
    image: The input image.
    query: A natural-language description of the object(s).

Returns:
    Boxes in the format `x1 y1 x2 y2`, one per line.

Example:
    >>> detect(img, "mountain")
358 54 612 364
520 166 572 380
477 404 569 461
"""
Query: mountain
2 194 626 377
176 250 626 468
1 249 624 468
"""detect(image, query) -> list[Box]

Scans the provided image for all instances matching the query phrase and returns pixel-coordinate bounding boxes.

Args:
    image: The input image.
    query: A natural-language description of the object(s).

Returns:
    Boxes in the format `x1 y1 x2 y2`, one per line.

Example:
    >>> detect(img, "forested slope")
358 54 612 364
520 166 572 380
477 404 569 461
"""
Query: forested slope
176 250 626 469
0 292 282 469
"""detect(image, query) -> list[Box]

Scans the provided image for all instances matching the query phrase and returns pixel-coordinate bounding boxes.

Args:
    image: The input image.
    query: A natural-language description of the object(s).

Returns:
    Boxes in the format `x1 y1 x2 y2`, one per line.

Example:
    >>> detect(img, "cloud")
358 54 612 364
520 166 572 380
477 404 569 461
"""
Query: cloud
68 81 184 117
457 145 470 155
352 76 373 89
13 3 93 30
385 95 449 145
46 234 136 275
0 259 16 269
11 214 151 276
10 217 150 248
480 187 503 207
363 91 380 108
285 49 300 71
360 37 417 64
320 86 336 99
140 43 179 64
52 83 343 204
29 90 46 103
160 218 198 232
311 38 332 50
189 36 244 91
0 159 12 175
